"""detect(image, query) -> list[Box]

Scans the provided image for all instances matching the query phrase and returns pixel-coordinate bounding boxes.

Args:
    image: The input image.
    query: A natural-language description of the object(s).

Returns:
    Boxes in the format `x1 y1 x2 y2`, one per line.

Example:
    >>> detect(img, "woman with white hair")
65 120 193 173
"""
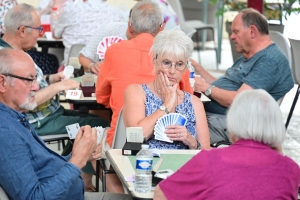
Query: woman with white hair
123 30 210 150
154 89 300 199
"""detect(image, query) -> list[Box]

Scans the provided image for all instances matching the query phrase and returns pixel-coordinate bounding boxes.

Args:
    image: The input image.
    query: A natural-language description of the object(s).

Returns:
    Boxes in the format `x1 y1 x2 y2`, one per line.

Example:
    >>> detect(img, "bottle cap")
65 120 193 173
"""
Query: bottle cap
141 144 149 149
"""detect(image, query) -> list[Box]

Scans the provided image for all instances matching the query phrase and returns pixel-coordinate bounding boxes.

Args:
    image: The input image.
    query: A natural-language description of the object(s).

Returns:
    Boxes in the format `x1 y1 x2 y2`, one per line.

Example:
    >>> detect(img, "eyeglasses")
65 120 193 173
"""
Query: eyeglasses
160 59 187 71
2 73 37 86
18 25 44 34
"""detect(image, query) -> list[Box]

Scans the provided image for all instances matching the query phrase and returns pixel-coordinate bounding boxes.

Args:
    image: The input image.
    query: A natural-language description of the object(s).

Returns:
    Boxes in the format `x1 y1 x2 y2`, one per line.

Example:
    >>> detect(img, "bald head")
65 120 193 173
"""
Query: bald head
0 48 35 75
0 48 38 112
4 3 37 34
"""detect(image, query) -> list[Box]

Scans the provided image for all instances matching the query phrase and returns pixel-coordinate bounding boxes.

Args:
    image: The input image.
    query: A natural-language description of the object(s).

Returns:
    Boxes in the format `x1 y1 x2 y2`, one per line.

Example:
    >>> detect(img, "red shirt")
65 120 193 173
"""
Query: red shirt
96 33 192 146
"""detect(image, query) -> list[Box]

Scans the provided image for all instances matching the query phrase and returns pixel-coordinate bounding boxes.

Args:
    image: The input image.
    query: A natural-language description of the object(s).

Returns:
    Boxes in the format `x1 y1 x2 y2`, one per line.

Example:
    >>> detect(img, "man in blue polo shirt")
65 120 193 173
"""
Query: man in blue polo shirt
192 8 294 144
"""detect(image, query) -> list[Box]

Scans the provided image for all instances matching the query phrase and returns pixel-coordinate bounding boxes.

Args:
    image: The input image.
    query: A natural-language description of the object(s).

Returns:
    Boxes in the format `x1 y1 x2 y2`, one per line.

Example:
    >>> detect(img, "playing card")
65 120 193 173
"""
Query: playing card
97 36 123 60
174 114 187 126
66 123 80 139
95 126 104 145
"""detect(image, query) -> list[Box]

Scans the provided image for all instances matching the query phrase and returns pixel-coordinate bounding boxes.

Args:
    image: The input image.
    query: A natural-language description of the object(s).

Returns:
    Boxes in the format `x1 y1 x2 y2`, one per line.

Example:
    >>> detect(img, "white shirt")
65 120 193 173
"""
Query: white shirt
80 22 128 63
53 0 125 65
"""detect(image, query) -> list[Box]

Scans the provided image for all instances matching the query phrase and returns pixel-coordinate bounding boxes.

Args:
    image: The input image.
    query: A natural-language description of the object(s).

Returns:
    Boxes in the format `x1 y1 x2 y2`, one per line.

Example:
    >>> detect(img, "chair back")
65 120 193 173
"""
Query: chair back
168 0 196 38
269 31 293 105
289 38 300 85
67 44 85 68
168 0 186 24
111 108 126 149
0 186 9 200
269 31 292 68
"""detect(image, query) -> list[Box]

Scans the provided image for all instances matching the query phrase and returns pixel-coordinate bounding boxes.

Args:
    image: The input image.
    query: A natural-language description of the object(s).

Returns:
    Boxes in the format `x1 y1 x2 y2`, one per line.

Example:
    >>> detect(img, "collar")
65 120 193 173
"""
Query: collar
0 38 12 48
0 102 28 122
233 139 272 149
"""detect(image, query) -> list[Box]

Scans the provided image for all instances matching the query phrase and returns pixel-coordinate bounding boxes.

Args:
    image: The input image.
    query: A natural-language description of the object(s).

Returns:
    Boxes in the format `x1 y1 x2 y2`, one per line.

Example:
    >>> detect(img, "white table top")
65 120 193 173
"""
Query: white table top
106 149 200 199
65 91 210 102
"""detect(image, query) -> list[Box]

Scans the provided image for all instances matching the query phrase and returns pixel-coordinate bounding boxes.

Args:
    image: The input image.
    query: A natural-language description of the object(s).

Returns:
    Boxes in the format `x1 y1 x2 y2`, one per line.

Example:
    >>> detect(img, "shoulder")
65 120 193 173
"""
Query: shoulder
189 92 203 108
125 84 144 94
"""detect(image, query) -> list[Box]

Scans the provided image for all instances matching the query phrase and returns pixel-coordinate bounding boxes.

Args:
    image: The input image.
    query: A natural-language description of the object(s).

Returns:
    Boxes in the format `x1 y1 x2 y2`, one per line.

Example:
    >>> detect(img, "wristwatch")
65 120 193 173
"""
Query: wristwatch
159 105 169 114
204 85 215 97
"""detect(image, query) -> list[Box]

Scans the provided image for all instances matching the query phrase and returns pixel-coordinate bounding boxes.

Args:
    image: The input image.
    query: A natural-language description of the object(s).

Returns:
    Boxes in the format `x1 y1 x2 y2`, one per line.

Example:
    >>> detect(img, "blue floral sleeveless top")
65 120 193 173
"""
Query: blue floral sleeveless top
142 84 197 149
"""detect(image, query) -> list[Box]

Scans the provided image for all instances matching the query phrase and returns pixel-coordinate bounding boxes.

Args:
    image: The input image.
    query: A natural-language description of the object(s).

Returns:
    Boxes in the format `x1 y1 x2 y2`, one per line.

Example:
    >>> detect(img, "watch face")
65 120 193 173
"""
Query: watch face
160 105 166 111
205 90 210 96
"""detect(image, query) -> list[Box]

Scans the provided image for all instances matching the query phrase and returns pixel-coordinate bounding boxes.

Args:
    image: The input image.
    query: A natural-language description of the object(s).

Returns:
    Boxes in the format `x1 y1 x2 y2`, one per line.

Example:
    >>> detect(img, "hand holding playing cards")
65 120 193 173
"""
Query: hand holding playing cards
156 72 178 112
88 142 103 161
165 125 196 148
69 126 97 169
89 61 103 75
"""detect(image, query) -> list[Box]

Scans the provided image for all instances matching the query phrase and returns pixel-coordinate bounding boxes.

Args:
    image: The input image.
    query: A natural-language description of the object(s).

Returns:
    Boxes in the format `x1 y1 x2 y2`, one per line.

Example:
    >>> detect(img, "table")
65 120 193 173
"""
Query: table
37 38 64 53
106 149 200 199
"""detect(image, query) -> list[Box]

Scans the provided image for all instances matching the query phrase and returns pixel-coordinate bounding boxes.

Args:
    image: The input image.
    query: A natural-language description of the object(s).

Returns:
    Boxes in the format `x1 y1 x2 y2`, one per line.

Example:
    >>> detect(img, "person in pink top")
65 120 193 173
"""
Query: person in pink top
154 89 300 200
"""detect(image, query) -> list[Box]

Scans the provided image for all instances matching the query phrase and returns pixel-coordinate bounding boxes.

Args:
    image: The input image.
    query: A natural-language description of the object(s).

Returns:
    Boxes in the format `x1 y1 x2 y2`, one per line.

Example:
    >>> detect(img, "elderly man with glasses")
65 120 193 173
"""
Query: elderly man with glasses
0 3 115 193
0 48 131 200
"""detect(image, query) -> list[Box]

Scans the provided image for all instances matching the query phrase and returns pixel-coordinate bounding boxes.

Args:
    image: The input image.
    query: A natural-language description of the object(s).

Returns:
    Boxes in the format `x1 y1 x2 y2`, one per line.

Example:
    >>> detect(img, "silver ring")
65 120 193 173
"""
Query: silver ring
179 133 182 137
167 84 172 87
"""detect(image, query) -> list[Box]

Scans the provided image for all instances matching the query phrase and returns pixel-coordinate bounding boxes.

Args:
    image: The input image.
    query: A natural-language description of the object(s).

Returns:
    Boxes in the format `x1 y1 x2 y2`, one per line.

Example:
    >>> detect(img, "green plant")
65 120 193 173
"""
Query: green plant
211 0 300 21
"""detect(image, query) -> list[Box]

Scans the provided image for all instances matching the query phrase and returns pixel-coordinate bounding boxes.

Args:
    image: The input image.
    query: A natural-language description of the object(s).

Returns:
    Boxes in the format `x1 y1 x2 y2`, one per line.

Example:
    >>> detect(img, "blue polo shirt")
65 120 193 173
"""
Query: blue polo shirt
0 103 84 200
205 43 294 115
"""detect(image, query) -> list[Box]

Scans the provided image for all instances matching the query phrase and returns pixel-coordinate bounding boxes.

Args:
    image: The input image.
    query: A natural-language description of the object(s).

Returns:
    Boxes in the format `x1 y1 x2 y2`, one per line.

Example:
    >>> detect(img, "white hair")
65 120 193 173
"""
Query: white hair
227 89 285 147
150 30 194 62
4 4 36 34
130 0 163 36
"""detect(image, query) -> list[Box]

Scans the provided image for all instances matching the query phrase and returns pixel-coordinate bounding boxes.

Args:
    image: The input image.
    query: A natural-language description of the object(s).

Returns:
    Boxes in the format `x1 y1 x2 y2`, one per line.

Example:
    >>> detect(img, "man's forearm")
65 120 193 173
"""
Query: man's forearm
79 54 93 72
35 82 63 106
210 87 238 108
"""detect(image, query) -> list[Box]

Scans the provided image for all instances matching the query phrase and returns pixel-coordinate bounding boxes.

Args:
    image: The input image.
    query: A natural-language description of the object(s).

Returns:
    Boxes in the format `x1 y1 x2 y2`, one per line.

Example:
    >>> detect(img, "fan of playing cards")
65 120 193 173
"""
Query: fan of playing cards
97 36 123 59
154 113 187 143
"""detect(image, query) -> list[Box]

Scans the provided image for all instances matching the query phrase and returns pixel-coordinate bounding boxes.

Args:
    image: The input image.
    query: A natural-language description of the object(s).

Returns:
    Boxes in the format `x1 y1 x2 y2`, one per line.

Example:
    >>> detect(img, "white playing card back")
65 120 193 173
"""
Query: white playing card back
66 123 80 139
153 113 187 143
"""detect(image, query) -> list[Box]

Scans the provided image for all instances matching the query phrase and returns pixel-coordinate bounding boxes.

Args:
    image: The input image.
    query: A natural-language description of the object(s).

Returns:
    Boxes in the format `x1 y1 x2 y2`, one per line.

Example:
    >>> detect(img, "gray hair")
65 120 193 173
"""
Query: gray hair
4 3 37 34
130 0 163 36
0 48 22 85
227 89 285 147
240 8 269 35
150 30 194 62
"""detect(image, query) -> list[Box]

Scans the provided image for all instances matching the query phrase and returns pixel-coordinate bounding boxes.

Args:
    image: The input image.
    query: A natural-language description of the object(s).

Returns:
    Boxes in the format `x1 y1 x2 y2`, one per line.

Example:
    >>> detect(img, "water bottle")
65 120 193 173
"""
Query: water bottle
50 7 59 31
135 144 153 193
189 63 195 88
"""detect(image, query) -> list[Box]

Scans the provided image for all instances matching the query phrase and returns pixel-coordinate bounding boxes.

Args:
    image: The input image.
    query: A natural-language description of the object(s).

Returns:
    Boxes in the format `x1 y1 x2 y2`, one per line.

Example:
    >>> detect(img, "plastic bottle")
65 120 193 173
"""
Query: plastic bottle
135 144 153 193
189 62 195 88
50 7 59 31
